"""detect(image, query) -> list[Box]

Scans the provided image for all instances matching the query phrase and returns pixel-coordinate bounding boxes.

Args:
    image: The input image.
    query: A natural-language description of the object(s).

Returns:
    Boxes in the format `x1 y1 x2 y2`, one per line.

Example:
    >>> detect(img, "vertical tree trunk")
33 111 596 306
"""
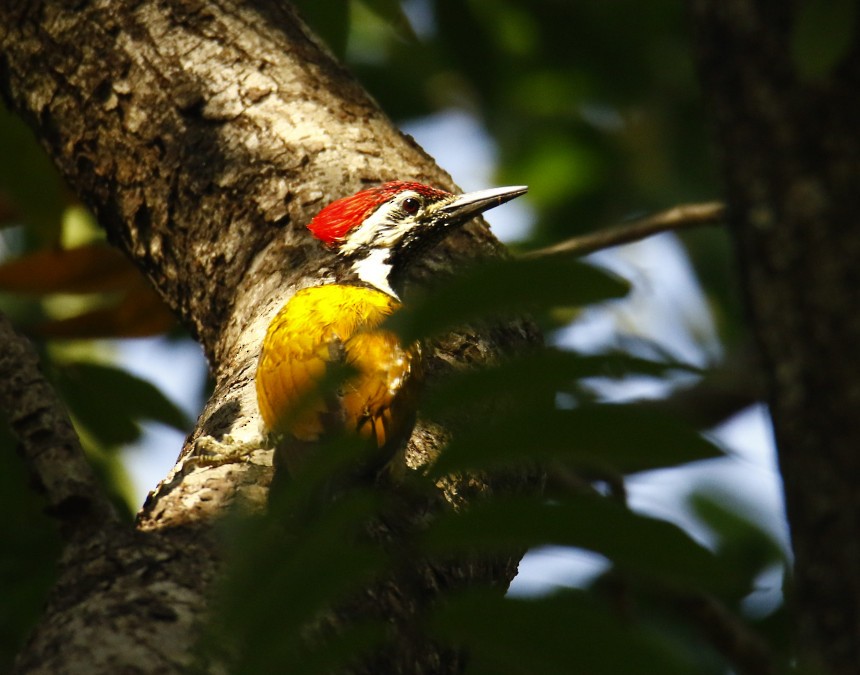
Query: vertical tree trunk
689 1 860 672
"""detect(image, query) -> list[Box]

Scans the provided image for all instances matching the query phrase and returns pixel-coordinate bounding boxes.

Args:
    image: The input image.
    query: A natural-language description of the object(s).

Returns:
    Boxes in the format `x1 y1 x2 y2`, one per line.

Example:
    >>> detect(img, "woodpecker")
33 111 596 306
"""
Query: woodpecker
256 180 527 478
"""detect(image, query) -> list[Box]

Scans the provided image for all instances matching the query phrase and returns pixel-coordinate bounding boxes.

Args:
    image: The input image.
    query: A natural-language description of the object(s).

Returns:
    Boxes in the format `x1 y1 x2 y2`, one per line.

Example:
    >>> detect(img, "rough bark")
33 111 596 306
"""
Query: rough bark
0 311 118 538
0 1 534 672
688 1 860 672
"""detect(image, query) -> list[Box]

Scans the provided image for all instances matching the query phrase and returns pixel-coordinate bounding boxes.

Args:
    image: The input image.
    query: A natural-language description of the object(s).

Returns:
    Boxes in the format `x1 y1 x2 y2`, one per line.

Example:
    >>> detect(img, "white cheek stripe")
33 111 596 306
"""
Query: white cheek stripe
352 248 398 299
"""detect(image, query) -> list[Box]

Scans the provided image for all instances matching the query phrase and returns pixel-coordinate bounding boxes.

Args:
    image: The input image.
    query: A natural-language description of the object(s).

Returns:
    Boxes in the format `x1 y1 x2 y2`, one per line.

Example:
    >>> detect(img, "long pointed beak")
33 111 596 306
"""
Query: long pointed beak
438 185 528 222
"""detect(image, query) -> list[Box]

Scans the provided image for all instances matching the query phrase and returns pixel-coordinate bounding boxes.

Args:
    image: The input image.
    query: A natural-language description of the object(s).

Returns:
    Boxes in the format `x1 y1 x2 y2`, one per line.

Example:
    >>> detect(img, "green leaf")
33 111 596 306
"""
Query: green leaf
209 491 388 673
393 256 629 342
292 0 351 58
54 361 190 446
431 403 724 477
430 590 698 675
422 495 732 594
0 417 60 671
792 0 856 80
423 347 700 420
689 491 786 582
358 0 417 42
0 106 67 240
262 622 387 675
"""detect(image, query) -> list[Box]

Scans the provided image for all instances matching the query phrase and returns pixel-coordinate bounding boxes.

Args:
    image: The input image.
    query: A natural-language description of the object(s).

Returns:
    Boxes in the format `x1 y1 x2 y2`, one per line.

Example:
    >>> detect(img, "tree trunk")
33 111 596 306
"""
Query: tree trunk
0 1 533 671
688 1 860 672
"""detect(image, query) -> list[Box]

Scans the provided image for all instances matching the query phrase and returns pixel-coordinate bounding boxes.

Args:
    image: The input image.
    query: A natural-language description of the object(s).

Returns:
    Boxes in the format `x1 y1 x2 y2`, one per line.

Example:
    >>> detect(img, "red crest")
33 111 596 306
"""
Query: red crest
308 181 450 246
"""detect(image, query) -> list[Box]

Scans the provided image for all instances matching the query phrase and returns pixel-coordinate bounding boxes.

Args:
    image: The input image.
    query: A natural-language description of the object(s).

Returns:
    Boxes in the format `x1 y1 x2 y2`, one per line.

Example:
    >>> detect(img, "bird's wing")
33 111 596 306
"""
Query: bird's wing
256 285 416 450
342 328 417 448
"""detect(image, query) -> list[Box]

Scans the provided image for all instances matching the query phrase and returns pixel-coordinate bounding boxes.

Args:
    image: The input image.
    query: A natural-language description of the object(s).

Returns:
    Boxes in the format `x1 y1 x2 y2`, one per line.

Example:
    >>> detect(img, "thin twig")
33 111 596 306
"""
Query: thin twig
0 311 119 539
523 201 726 259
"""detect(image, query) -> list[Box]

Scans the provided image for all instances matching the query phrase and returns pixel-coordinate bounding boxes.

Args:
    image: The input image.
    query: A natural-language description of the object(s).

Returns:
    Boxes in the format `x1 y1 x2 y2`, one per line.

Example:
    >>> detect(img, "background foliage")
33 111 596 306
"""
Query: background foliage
0 0 804 672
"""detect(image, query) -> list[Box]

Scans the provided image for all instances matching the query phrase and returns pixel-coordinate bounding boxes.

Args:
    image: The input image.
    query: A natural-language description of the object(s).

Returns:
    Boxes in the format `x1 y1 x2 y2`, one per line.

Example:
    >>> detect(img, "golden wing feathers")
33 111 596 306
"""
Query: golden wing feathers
256 285 418 452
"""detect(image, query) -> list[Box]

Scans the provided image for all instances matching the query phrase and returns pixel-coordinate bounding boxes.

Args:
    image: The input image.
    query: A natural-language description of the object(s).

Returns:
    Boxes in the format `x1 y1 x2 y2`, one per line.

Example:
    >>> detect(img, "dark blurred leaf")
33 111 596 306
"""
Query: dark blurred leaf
359 0 417 42
428 0 715 242
55 361 189 446
423 347 699 419
245 621 387 675
0 418 60 672
33 287 176 339
292 0 350 58
0 192 18 226
207 490 387 674
423 495 734 594
351 22 447 119
430 589 698 675
689 492 786 584
0 243 135 294
0 242 177 338
516 133 606 207
431 404 723 477
0 106 67 240
394 256 628 342
792 0 856 80
749 596 794 671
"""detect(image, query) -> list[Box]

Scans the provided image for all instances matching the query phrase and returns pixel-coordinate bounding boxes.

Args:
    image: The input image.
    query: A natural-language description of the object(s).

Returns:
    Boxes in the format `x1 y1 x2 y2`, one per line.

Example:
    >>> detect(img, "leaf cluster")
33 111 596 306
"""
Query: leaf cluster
204 254 788 674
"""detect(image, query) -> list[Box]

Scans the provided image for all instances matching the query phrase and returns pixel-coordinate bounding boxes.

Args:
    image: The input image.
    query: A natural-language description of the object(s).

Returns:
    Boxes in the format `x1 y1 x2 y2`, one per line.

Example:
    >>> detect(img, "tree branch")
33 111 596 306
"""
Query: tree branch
0 311 118 539
523 201 726 259
0 1 537 671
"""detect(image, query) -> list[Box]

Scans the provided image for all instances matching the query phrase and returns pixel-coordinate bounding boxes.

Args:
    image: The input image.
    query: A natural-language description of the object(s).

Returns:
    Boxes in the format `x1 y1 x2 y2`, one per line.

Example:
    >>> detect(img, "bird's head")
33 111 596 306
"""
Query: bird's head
308 181 527 297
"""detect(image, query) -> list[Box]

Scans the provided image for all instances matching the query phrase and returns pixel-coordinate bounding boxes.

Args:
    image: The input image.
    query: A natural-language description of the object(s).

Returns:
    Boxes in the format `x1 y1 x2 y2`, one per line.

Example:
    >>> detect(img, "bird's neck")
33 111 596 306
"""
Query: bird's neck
349 248 399 300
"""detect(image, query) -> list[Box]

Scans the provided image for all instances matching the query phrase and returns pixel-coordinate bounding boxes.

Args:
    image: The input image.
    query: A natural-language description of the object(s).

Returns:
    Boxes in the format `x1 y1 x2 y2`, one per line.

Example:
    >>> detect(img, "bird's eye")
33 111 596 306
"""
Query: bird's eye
401 196 421 214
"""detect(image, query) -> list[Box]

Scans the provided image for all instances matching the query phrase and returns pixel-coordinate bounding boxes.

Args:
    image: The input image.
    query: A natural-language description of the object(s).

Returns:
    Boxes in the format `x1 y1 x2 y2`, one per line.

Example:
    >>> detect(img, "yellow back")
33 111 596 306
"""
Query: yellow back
256 285 418 457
